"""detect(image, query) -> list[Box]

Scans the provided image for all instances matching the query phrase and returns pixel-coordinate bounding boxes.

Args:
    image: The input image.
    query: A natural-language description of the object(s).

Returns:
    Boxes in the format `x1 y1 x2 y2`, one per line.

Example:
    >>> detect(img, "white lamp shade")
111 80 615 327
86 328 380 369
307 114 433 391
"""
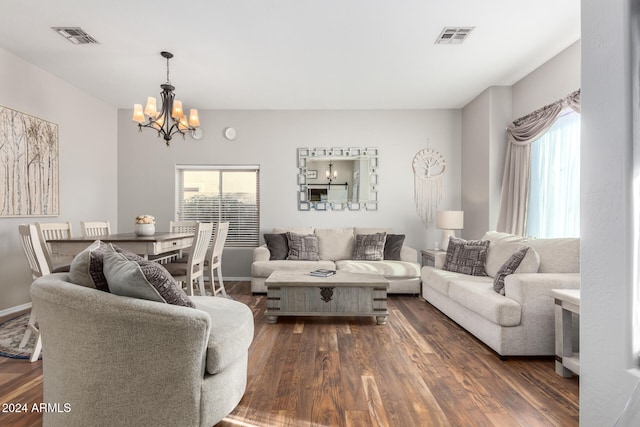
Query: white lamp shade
132 104 145 123
188 109 200 127
144 97 158 118
436 210 464 230
172 100 183 119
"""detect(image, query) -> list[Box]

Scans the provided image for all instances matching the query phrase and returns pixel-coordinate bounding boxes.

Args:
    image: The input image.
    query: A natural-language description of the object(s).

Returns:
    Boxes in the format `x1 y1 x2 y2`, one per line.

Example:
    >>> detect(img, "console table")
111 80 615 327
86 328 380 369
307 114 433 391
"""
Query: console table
265 271 389 325
552 288 580 377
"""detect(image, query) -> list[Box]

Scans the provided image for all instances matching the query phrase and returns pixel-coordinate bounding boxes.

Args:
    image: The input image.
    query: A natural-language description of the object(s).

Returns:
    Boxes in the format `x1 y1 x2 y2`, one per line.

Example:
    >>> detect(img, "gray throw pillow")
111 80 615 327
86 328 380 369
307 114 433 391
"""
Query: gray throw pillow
493 247 530 295
102 246 195 308
69 241 144 292
384 234 405 260
264 233 289 260
443 237 490 276
286 232 319 261
353 233 387 261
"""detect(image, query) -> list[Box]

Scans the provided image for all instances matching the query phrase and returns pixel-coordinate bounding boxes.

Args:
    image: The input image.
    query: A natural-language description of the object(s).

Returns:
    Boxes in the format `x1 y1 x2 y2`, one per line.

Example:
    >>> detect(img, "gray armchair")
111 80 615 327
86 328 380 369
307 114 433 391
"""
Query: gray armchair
31 273 254 427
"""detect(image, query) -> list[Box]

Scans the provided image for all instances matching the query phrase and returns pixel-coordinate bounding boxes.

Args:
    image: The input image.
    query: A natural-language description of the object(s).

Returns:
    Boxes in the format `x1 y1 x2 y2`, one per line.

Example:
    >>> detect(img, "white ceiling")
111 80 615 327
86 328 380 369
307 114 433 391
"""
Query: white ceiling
0 0 580 110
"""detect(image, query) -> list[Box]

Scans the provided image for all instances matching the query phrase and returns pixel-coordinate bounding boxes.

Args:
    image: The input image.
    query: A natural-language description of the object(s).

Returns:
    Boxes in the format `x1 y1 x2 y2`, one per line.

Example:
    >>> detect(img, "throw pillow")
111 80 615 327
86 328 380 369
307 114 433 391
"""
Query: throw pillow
286 232 320 261
264 233 289 260
443 237 490 276
69 241 144 292
493 247 530 295
384 234 405 260
102 247 195 308
353 233 387 261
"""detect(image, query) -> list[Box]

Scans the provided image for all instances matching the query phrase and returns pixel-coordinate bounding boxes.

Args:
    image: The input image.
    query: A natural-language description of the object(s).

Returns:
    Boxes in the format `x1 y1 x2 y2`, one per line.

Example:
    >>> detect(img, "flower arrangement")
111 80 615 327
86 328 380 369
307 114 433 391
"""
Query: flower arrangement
135 214 155 225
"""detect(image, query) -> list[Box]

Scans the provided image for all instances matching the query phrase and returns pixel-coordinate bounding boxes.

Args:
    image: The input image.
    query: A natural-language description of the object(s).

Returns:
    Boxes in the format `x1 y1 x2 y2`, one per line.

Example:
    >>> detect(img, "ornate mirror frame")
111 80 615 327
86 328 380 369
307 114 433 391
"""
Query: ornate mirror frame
297 147 379 211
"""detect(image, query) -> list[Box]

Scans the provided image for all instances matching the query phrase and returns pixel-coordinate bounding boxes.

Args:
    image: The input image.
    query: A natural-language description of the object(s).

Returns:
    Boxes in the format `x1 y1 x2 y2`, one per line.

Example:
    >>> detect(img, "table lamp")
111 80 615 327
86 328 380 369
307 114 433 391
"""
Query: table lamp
436 210 464 251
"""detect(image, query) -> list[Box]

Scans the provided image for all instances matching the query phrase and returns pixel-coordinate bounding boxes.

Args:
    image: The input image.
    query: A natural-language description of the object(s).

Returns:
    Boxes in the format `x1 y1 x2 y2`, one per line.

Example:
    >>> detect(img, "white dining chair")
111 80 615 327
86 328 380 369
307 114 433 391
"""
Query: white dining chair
164 222 213 296
18 224 50 362
35 222 74 272
207 222 229 297
80 221 111 237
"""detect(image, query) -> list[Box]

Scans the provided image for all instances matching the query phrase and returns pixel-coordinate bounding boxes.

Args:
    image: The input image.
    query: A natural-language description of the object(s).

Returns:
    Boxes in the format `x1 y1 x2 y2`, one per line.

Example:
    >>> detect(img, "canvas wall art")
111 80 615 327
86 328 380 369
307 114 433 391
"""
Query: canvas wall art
0 105 59 216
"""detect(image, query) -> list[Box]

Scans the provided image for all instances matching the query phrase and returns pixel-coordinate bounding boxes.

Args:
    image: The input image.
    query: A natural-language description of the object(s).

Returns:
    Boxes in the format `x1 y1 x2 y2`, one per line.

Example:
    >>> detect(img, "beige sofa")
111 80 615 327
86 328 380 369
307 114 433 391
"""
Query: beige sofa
421 231 580 357
31 273 254 427
251 227 421 294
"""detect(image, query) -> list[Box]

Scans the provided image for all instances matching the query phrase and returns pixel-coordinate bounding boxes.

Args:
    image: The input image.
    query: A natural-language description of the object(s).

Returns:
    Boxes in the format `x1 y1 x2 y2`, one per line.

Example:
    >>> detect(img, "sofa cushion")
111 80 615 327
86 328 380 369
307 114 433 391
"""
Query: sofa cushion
336 260 420 278
354 227 393 236
384 234 405 260
485 243 540 278
286 232 320 261
192 296 254 375
102 247 195 308
448 280 522 327
252 260 337 278
493 247 530 295
526 238 580 273
264 233 289 260
353 233 386 261
444 237 489 276
421 266 492 297
482 231 528 246
315 228 354 261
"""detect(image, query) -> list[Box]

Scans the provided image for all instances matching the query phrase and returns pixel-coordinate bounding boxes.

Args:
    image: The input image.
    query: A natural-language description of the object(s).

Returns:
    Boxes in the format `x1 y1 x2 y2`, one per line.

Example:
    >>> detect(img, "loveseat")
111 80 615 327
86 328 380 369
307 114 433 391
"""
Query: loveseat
32 269 254 426
421 231 580 357
251 227 421 294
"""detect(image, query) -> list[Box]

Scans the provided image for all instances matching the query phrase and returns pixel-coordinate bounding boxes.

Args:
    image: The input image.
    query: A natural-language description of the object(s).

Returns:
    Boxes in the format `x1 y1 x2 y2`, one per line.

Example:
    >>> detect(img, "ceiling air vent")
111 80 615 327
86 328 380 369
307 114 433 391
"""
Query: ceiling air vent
435 27 474 45
52 27 99 45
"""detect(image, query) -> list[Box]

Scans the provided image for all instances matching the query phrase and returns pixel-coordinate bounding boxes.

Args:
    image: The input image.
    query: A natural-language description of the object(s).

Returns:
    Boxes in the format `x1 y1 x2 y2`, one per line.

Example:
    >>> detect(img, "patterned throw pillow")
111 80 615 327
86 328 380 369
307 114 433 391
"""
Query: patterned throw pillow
493 247 530 295
102 247 195 308
443 237 490 276
286 232 320 261
264 233 289 260
353 233 387 261
384 234 405 260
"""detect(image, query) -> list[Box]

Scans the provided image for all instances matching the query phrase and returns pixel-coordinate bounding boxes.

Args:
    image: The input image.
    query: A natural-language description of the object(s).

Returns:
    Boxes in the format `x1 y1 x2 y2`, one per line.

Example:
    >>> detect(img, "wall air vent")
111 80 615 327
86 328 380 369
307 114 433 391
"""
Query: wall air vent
435 27 474 45
52 27 99 45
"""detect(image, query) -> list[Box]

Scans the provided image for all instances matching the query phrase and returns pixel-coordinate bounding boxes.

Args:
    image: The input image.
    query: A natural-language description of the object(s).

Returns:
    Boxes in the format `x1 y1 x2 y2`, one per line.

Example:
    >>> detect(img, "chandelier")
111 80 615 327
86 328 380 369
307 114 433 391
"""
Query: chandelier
132 51 200 146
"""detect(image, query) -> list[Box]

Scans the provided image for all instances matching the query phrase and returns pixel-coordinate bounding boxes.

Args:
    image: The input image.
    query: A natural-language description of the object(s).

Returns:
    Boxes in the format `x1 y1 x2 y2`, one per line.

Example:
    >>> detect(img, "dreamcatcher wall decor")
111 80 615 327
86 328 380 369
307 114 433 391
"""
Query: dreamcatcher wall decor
412 148 446 226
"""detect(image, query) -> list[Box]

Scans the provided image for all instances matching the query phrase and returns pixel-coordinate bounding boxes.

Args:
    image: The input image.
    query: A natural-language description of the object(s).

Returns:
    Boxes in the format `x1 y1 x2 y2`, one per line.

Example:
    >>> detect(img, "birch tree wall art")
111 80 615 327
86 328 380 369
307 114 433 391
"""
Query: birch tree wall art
0 105 59 216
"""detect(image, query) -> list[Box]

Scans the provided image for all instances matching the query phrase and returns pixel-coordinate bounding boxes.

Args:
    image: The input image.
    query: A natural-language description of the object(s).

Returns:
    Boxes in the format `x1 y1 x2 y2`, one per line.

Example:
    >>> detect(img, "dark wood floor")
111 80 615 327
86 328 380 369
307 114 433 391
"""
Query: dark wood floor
0 281 578 427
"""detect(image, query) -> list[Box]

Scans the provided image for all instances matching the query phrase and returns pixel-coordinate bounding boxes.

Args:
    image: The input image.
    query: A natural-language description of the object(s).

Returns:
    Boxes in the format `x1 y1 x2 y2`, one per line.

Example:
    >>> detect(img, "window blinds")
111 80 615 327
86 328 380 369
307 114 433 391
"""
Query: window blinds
176 165 260 247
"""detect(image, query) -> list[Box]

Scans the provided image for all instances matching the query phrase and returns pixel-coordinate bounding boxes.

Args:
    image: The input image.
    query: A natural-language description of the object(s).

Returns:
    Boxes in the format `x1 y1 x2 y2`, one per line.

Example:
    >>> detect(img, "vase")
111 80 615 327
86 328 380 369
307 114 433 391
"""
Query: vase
134 223 155 236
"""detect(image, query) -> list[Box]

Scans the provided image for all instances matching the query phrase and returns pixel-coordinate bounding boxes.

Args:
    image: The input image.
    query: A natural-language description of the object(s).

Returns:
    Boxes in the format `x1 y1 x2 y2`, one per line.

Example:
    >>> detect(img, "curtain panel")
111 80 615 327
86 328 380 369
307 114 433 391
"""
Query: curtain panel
496 89 581 235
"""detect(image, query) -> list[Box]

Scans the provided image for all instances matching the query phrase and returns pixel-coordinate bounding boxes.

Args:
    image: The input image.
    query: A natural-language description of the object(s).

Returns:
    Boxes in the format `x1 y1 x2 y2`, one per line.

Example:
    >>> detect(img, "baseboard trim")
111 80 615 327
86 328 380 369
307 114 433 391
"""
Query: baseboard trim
0 302 32 318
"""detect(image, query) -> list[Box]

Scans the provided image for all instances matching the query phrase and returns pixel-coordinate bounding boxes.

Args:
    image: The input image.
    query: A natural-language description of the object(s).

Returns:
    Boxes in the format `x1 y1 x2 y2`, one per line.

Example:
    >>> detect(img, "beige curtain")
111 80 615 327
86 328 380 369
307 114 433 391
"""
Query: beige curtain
496 89 581 235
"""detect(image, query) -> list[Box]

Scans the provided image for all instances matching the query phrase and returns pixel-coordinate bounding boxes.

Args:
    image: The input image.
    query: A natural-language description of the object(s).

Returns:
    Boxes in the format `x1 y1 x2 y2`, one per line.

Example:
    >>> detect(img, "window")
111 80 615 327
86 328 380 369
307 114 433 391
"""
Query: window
176 165 260 247
526 110 580 238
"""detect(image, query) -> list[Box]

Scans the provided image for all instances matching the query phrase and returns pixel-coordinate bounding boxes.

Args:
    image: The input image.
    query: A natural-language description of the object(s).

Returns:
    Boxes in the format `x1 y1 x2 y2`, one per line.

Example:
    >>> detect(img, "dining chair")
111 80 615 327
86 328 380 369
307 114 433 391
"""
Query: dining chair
80 221 111 237
168 220 198 261
35 222 73 272
164 222 213 296
207 222 230 297
17 224 50 362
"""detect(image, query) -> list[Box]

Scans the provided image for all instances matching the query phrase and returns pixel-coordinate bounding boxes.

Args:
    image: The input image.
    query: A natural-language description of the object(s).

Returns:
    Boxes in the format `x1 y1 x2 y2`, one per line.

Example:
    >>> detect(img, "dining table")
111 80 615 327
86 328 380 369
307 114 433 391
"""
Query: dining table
47 232 194 260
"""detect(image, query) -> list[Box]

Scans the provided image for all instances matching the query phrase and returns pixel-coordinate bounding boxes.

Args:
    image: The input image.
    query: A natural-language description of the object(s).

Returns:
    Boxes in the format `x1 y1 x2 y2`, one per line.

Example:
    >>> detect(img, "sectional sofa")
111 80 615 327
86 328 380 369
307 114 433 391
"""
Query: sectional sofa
421 231 580 357
251 227 421 294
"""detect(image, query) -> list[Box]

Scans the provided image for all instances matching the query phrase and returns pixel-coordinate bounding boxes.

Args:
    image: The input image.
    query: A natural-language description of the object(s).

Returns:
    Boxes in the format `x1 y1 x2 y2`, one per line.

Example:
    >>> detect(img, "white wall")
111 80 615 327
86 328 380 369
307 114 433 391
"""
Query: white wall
512 41 581 120
0 48 117 312
461 87 511 239
580 0 639 425
117 109 461 278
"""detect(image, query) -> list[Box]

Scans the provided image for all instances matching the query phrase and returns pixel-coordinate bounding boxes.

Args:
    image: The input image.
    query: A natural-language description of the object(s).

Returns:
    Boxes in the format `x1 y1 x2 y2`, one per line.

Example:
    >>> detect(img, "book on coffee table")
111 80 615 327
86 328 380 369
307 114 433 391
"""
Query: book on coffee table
309 269 337 277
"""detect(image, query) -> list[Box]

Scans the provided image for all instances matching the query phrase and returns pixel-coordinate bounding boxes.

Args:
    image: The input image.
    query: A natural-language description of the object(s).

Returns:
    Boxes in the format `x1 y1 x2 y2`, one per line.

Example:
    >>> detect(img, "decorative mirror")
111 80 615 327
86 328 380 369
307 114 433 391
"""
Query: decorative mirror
297 147 379 211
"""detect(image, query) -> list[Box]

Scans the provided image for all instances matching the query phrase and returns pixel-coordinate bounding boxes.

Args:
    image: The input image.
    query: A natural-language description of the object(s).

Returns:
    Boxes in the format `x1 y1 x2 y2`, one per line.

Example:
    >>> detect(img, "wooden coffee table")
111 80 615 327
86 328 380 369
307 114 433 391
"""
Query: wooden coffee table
265 270 389 325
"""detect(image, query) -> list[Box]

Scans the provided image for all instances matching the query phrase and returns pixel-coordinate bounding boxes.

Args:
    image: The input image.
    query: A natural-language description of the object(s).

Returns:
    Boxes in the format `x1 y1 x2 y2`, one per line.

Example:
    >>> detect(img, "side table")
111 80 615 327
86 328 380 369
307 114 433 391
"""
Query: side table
421 249 445 267
551 288 580 377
